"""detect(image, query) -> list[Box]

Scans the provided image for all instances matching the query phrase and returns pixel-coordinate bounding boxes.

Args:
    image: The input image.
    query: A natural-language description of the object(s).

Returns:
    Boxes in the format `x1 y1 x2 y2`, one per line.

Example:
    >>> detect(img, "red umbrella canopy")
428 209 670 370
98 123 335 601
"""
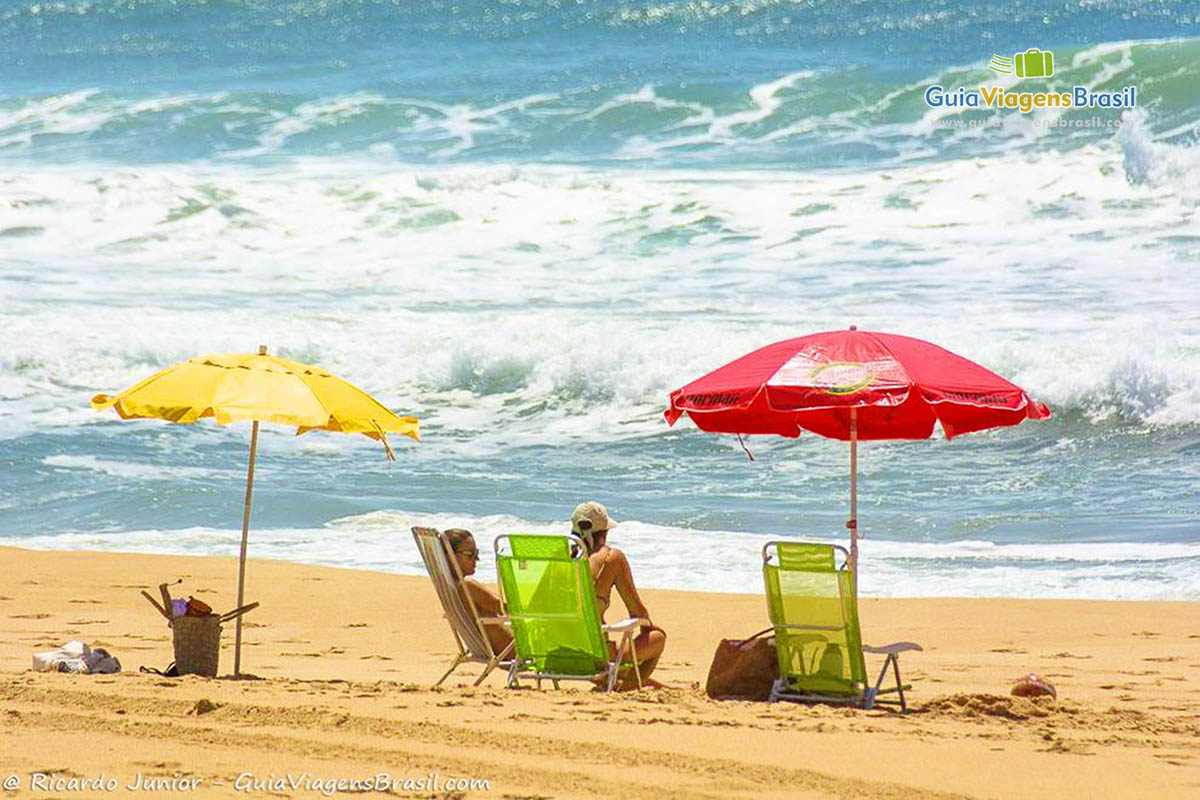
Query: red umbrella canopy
665 328 1050 440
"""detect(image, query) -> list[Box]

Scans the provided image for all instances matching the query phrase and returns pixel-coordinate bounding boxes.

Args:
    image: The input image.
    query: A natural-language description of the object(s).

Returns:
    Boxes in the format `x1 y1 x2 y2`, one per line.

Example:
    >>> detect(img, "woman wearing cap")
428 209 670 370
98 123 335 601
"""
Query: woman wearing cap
571 501 667 690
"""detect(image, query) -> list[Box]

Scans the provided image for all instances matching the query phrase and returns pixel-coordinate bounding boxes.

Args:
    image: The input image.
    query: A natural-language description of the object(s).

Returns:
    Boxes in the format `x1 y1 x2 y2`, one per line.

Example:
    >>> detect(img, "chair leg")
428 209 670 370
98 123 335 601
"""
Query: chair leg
474 641 515 687
435 653 465 688
891 654 907 712
506 658 521 689
629 635 642 689
867 655 893 710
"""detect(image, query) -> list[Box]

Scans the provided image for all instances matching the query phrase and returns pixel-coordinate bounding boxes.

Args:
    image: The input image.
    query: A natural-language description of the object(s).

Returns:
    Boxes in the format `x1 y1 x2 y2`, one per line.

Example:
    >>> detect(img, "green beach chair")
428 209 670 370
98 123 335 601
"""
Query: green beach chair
494 534 647 691
763 541 921 711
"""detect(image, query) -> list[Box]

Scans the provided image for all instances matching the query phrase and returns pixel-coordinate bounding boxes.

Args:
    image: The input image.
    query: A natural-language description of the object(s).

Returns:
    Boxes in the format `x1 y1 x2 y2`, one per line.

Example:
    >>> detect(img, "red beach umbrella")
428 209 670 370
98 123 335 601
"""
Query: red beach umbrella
664 326 1050 578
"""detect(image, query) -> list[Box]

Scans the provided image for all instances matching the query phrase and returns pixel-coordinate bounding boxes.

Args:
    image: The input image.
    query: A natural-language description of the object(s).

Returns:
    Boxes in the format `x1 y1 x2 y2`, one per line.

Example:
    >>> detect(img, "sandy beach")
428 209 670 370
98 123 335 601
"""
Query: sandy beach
0 545 1196 799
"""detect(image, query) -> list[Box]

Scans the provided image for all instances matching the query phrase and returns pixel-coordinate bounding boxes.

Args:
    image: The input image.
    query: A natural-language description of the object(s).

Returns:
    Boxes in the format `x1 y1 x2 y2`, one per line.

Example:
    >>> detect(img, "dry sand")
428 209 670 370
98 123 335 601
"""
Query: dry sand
0 545 1197 799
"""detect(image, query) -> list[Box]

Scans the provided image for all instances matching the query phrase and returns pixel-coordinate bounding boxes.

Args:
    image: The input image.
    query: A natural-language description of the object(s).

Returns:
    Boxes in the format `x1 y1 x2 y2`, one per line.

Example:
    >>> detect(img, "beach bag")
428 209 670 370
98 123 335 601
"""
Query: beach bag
185 597 212 617
172 614 222 677
705 628 778 701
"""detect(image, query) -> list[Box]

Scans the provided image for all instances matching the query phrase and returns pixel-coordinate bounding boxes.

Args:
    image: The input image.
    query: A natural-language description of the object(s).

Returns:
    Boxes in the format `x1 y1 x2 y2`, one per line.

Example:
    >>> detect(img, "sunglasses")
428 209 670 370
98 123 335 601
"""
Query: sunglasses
455 548 479 558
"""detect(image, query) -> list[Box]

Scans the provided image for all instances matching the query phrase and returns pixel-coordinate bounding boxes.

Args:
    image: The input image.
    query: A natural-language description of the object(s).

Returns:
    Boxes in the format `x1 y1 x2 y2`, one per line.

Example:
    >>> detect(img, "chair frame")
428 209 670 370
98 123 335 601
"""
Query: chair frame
494 534 648 692
411 527 515 687
763 541 921 712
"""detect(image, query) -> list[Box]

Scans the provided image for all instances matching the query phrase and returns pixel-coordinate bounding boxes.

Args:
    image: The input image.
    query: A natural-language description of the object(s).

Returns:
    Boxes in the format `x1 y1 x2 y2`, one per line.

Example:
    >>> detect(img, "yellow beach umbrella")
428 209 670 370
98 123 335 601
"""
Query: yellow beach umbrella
92 346 419 675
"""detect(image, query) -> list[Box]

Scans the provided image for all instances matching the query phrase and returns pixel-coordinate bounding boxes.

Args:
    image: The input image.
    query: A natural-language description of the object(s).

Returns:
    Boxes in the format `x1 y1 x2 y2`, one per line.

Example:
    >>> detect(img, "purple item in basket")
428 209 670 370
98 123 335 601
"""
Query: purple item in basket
171 599 188 618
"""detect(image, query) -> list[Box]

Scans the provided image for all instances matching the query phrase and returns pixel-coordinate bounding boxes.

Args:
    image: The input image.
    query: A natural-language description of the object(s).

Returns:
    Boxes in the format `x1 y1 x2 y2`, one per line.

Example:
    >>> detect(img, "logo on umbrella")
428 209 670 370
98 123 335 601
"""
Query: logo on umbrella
809 362 876 395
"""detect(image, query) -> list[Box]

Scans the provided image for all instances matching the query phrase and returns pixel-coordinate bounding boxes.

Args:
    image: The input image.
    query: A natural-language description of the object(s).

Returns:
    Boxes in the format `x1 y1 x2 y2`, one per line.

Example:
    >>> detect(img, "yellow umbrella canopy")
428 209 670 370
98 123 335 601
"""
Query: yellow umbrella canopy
91 346 420 675
91 350 419 454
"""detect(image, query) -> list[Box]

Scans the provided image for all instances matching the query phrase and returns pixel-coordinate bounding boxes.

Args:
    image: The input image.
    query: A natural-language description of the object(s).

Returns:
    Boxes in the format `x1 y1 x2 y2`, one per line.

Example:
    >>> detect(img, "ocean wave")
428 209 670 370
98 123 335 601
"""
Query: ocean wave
12 510 1200 599
41 454 230 481
2 37 1198 167
1 143 1198 434
1118 108 1200 192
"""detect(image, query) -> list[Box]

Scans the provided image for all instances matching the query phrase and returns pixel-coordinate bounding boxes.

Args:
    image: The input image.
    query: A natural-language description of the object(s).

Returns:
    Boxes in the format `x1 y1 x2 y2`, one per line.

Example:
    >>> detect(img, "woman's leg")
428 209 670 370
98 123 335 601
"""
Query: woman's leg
616 626 666 690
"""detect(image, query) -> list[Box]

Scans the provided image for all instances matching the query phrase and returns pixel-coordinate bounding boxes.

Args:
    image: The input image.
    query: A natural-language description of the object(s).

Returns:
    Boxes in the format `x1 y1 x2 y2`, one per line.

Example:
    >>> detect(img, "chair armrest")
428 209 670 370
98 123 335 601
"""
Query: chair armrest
602 618 650 634
862 641 923 654
479 616 511 629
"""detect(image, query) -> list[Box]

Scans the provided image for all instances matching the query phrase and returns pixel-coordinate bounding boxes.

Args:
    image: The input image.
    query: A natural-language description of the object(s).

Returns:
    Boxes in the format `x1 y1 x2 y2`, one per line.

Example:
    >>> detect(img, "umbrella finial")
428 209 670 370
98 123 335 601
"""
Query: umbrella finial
258 344 267 355
849 324 858 331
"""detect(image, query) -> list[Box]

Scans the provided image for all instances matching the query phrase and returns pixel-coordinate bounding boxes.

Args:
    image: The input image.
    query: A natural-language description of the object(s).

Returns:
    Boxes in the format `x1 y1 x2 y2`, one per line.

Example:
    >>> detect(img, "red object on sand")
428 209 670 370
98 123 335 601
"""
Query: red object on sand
665 328 1049 440
664 327 1051 580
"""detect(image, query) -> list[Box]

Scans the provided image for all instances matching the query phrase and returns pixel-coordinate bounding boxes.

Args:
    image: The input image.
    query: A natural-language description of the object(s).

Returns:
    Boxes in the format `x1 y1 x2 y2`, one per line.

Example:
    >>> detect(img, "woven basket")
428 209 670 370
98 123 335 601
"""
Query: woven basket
172 615 222 677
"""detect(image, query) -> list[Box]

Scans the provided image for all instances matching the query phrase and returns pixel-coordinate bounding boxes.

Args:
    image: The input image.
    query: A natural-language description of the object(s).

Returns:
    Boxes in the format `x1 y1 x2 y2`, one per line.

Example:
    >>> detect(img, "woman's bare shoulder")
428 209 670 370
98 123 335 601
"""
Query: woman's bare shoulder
605 546 631 568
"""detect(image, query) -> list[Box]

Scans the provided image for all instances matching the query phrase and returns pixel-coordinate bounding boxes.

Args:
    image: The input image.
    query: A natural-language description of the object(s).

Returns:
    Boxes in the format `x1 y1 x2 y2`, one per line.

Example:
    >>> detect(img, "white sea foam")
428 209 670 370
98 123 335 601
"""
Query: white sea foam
15 509 1200 600
41 455 229 481
1 135 1197 443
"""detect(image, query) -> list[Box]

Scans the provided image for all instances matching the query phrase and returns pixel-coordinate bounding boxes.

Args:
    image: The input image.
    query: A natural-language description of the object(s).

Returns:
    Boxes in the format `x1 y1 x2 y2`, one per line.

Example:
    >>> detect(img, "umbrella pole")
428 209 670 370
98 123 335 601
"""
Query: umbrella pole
849 406 859 592
233 419 260 677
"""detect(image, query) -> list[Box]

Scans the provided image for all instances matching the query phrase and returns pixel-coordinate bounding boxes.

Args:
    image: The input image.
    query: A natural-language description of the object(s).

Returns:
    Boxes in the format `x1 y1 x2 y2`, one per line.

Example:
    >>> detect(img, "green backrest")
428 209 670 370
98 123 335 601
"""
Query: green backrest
495 535 610 676
763 542 867 697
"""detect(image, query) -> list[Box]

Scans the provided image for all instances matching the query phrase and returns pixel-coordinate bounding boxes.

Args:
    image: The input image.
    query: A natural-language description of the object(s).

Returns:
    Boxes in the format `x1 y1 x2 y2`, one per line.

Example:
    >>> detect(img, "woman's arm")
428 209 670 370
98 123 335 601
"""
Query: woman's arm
609 549 652 622
463 578 503 618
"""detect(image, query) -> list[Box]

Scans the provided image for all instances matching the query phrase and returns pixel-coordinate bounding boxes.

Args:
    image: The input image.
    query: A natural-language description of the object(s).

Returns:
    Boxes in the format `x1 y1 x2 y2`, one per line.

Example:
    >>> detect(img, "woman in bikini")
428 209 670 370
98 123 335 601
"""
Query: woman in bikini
570 501 667 690
443 528 513 656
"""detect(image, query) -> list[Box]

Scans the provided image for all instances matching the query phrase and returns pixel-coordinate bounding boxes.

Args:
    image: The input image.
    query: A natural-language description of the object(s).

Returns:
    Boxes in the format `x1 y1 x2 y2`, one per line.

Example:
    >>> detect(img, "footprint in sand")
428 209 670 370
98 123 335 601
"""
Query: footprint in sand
1047 652 1092 659
1153 753 1193 766
345 623 369 628
66 619 110 625
989 647 1027 654
1142 656 1181 663
1039 738 1093 756
11 613 52 619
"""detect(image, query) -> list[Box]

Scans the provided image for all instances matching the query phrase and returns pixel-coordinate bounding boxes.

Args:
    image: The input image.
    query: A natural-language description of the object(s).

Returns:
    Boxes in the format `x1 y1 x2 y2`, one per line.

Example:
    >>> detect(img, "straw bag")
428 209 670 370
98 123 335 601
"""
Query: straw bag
172 614 222 677
705 628 778 701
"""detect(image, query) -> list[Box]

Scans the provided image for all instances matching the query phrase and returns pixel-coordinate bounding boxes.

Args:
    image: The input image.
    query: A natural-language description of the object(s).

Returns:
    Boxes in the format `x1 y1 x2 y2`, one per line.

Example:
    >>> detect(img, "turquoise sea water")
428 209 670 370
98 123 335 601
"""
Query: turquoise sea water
1 1 1198 598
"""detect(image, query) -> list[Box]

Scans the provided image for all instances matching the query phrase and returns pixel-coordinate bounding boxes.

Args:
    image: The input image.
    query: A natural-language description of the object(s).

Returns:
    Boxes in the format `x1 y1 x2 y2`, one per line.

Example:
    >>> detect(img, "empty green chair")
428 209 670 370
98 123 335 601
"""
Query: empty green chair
495 534 646 691
763 541 921 711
